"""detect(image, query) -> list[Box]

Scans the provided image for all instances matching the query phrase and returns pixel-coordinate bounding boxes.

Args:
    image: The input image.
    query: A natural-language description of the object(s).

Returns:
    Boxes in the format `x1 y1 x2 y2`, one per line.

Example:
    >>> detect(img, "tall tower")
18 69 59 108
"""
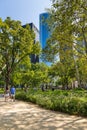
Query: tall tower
39 12 51 65
29 23 39 63
22 23 39 63
39 12 50 49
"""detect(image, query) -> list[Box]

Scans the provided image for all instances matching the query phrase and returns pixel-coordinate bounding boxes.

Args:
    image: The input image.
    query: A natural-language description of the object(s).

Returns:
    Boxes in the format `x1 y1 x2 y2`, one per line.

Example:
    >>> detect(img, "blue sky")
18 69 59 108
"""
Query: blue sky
0 0 51 29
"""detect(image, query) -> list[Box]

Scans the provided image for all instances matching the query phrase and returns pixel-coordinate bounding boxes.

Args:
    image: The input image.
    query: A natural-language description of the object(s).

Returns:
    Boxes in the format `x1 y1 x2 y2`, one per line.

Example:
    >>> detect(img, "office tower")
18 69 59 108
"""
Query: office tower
39 12 50 49
29 23 39 43
39 12 51 65
22 23 39 63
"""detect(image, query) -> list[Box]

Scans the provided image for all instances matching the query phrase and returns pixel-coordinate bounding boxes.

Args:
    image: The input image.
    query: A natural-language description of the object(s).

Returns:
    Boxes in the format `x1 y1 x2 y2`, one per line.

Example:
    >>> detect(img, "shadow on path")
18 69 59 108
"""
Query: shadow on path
0 98 87 130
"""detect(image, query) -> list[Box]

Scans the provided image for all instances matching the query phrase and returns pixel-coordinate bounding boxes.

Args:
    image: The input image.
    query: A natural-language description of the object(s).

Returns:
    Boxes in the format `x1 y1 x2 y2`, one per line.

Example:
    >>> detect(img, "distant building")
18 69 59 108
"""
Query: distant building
39 12 51 65
39 12 50 49
29 23 39 43
22 23 39 63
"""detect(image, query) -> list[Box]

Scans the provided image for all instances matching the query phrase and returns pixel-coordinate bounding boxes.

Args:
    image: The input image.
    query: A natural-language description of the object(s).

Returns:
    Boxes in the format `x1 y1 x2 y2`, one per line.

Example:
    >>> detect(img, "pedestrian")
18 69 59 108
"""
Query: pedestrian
4 89 10 102
10 86 16 102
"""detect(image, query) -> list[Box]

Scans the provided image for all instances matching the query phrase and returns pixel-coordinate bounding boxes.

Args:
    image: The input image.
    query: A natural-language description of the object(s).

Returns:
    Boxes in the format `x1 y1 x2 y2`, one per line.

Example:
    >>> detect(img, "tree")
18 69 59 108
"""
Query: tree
14 62 49 90
0 17 40 90
30 63 49 88
11 55 32 86
48 61 76 89
42 0 87 87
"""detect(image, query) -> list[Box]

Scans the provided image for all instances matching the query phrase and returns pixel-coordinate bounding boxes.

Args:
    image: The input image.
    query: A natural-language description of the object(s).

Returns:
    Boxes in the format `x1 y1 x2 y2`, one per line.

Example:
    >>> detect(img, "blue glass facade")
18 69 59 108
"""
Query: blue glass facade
39 12 51 65
39 12 50 49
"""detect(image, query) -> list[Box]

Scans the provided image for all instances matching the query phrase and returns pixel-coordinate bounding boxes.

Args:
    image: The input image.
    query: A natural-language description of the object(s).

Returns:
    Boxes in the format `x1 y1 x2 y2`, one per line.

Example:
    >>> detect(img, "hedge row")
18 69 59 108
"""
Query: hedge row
16 89 87 117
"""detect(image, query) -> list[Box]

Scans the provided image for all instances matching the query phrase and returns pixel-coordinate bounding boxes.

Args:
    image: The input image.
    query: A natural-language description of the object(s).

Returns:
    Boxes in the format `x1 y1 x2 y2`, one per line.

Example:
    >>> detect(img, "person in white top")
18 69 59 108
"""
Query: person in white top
4 89 10 102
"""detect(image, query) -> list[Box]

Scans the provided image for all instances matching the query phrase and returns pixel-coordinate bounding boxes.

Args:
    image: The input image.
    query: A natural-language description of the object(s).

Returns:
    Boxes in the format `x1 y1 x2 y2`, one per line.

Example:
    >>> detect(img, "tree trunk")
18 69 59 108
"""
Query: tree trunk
5 63 11 90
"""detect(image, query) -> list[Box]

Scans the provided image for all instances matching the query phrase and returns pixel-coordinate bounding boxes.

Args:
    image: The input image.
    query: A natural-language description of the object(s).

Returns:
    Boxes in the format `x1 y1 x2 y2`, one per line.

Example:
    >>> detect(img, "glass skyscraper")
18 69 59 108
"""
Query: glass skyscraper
39 12 51 65
39 12 50 49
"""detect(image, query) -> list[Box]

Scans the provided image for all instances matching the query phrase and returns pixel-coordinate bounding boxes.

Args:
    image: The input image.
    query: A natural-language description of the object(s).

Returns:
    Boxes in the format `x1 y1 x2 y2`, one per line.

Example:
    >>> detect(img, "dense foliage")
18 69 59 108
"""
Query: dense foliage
42 0 87 88
0 17 40 89
16 88 87 117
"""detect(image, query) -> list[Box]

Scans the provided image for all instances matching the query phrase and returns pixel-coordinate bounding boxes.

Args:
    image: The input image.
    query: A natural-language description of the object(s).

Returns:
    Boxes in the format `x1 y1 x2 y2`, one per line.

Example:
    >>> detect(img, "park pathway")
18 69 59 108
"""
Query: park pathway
0 96 87 130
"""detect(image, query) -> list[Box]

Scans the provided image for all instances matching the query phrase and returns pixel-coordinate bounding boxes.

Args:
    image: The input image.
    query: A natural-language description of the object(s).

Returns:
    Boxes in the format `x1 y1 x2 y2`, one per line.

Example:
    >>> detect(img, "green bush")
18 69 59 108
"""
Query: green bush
66 98 79 114
16 89 87 117
0 88 4 94
16 92 26 100
78 101 87 116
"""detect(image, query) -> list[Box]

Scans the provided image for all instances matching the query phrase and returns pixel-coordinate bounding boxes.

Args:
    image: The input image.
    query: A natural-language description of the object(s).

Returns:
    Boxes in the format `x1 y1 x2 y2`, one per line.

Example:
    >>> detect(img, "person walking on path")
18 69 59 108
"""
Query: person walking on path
4 89 10 102
10 86 16 101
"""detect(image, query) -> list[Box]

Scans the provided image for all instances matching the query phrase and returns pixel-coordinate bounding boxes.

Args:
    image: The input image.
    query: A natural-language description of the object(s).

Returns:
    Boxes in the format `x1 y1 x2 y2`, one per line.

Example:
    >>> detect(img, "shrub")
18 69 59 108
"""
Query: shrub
16 89 87 117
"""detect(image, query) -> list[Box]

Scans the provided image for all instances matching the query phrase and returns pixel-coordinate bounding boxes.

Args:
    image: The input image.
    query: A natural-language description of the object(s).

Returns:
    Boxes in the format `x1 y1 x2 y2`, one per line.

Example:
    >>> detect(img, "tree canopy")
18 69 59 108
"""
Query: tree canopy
42 0 87 88
0 17 40 89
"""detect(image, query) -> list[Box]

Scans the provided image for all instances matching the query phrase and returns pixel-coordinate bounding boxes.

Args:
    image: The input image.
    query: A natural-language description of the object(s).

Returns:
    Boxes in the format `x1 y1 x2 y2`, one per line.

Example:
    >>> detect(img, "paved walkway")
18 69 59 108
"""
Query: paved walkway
0 96 87 130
